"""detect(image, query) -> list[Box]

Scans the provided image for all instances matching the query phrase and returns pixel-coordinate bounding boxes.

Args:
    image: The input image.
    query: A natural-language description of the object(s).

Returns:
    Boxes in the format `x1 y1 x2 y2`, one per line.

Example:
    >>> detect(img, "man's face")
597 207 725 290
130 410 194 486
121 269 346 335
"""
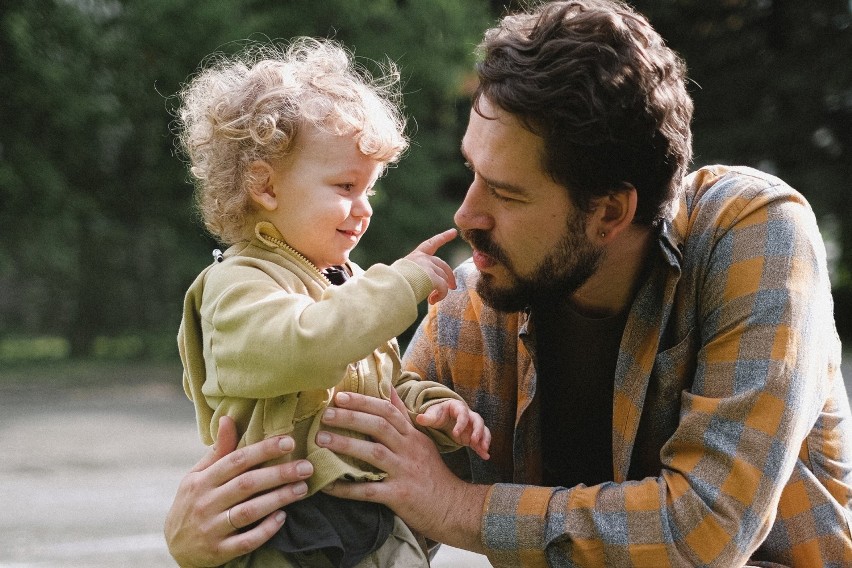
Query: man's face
454 98 603 311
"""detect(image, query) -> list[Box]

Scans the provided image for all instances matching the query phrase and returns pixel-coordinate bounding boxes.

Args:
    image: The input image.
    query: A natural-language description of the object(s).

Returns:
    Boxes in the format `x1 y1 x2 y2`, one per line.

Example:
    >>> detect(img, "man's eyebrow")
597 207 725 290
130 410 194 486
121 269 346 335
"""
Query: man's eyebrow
460 144 529 197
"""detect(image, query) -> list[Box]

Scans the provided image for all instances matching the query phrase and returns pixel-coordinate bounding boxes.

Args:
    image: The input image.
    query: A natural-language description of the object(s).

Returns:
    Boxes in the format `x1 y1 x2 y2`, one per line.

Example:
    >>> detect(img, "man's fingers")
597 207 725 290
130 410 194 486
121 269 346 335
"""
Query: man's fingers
206 435 295 487
219 456 312 507
219 511 287 559
389 388 411 418
190 416 239 474
415 228 458 255
322 478 387 504
316 430 393 473
318 391 422 465
331 391 413 437
225 468 309 530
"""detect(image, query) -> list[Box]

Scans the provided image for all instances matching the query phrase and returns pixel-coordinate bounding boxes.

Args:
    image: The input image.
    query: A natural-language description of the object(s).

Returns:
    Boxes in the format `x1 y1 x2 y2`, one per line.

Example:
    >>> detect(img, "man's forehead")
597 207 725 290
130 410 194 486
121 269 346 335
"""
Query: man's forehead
462 106 545 173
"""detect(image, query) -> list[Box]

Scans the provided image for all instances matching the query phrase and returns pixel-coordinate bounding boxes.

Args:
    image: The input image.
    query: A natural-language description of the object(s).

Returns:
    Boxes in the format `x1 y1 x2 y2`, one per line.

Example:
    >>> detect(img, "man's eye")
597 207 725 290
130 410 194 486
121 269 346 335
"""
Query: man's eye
489 186 516 202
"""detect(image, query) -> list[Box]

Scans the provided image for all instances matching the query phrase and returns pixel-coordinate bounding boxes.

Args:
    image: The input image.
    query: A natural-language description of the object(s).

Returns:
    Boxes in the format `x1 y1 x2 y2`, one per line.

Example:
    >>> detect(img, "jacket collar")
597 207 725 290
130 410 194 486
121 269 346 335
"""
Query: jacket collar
610 200 686 481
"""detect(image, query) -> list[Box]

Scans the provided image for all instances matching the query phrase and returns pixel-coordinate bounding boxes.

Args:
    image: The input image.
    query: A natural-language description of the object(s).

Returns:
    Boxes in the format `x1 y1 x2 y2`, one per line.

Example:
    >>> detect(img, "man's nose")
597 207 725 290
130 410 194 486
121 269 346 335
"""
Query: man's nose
454 180 493 231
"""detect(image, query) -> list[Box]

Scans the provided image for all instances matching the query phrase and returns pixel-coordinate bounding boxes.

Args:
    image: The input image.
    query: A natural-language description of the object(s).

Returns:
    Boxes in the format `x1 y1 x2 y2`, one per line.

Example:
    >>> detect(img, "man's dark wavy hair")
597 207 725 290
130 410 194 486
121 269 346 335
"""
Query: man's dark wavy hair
475 0 694 224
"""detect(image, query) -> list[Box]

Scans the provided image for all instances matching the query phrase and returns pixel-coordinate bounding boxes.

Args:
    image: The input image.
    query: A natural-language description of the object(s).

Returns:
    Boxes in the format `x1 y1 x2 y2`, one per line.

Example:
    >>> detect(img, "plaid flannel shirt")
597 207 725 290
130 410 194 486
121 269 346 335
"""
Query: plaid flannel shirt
404 166 852 567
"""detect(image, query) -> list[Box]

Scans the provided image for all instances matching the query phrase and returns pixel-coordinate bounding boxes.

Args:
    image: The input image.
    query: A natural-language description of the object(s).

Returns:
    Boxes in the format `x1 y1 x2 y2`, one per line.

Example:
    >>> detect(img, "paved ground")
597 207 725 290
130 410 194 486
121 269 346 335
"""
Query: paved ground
2 355 850 568
0 364 489 568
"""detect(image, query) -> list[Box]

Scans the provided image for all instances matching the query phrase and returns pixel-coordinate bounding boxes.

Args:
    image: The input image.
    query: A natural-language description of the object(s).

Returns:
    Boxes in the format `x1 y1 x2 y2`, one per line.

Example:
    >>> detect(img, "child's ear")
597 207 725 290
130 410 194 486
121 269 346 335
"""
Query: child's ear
247 160 278 211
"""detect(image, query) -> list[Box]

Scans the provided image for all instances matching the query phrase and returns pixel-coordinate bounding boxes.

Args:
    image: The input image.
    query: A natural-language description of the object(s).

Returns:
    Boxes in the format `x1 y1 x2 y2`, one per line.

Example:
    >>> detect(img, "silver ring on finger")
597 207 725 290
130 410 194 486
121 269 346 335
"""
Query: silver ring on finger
226 507 239 531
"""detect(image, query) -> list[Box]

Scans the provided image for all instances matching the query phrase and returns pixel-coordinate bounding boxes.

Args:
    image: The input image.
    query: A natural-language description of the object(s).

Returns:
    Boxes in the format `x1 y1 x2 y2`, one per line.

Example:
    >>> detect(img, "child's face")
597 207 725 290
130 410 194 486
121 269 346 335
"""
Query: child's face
266 126 384 270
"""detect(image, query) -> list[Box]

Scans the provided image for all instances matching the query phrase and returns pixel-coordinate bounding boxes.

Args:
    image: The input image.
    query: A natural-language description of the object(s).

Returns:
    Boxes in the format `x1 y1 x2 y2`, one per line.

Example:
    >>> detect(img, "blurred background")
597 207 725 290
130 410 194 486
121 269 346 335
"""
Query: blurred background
0 0 850 566
0 0 850 364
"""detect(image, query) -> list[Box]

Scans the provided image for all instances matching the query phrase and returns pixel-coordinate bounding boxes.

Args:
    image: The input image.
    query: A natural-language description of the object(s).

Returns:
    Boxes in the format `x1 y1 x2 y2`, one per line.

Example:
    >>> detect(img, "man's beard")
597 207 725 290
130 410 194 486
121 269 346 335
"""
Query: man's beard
461 212 603 312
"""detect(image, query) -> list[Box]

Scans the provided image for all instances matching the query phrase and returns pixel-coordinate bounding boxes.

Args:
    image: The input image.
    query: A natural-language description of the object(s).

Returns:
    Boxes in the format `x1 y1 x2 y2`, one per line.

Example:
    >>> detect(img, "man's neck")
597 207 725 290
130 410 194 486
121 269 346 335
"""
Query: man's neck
569 224 654 318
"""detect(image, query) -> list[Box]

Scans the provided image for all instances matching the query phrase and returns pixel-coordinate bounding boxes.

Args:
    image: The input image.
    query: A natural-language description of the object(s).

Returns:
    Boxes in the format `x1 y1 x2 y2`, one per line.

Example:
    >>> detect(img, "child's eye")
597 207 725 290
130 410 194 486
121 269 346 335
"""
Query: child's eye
338 183 355 192
366 189 376 198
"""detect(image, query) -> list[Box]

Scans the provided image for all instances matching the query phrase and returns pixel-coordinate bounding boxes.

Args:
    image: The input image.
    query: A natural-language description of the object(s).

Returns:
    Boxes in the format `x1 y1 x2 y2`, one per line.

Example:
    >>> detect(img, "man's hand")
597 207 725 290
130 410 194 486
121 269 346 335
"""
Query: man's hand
316 390 489 553
416 399 491 460
164 416 314 568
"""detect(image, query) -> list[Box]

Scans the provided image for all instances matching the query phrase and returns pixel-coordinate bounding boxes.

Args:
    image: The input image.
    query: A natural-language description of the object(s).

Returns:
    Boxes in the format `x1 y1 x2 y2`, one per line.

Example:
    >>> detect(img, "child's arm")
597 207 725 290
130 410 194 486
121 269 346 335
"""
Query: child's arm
416 400 491 460
201 229 458 399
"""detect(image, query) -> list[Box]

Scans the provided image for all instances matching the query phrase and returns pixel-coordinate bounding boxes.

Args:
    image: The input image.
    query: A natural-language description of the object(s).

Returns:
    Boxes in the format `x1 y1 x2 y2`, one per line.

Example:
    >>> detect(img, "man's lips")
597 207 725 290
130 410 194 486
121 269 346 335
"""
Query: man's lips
472 249 496 269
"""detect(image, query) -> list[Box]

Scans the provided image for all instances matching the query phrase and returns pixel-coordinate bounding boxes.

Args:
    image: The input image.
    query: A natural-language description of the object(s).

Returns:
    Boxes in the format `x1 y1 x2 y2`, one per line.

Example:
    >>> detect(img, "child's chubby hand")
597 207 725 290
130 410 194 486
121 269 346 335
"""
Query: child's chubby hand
405 228 458 304
415 399 491 460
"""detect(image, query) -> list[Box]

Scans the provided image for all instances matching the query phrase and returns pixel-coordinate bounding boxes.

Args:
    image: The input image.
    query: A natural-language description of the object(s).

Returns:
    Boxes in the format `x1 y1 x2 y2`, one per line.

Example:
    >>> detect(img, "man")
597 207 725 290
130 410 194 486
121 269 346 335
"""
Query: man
165 1 852 566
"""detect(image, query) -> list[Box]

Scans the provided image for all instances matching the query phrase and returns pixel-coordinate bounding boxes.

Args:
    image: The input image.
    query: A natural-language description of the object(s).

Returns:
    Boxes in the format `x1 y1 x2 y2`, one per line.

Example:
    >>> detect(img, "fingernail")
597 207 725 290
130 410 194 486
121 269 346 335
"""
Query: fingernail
279 437 294 452
336 392 350 404
296 461 312 476
323 408 336 420
274 511 286 523
293 481 308 496
316 432 331 445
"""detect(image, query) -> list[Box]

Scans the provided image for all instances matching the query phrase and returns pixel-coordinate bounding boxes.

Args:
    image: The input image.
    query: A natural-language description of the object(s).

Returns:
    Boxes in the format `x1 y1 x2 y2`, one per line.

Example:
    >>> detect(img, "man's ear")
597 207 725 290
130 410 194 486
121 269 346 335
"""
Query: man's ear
588 184 638 243
246 160 278 211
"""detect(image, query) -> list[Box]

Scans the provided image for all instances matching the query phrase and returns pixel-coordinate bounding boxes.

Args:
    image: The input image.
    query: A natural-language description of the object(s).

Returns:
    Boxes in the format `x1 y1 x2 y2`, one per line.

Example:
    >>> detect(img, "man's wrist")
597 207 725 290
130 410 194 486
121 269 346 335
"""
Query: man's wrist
431 481 490 554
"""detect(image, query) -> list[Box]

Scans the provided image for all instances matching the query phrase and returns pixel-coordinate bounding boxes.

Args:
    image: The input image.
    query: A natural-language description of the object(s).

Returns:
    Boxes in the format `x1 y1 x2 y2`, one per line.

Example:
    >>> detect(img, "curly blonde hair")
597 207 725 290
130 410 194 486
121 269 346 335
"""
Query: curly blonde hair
175 37 408 244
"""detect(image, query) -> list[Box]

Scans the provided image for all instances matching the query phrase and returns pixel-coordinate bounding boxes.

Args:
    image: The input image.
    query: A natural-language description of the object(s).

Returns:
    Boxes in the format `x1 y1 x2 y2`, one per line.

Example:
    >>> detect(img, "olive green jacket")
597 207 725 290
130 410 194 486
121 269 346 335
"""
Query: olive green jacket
179 222 463 494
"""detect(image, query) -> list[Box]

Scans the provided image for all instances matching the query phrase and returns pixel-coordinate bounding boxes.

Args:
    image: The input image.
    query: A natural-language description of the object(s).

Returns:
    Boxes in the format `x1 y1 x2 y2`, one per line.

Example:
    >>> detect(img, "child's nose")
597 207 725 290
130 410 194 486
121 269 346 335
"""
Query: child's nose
352 194 372 218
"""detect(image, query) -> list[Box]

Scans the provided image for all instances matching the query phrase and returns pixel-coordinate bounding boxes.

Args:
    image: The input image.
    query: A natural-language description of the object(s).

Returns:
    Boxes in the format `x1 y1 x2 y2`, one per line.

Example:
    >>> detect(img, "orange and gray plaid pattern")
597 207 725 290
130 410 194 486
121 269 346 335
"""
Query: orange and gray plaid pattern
404 166 852 567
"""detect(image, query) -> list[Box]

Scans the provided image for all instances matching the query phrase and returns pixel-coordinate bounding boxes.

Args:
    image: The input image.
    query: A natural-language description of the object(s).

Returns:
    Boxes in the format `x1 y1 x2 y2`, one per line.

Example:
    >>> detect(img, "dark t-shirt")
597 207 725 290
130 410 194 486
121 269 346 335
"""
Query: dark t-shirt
534 304 628 487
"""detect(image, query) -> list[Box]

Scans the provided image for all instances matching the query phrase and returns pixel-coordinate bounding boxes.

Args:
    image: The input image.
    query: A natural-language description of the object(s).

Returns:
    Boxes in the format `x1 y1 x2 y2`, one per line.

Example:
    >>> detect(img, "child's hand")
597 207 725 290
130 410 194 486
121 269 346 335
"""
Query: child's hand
405 228 458 304
415 399 491 460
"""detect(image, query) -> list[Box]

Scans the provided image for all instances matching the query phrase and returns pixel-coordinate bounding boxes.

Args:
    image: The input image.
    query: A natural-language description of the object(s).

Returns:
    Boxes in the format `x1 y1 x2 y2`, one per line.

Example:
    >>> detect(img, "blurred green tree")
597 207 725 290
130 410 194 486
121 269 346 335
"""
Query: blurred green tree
0 0 120 356
1 0 849 358
0 0 491 357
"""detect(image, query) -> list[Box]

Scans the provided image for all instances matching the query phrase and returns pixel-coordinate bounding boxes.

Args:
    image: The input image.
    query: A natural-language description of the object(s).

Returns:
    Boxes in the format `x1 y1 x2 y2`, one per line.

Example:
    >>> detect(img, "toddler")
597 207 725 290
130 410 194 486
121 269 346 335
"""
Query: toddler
175 38 490 568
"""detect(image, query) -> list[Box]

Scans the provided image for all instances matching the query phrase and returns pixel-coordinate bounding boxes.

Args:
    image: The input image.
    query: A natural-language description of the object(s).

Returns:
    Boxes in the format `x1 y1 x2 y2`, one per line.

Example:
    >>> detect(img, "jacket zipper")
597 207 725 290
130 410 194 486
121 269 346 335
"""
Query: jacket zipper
347 361 362 393
258 224 361 394
256 229 332 287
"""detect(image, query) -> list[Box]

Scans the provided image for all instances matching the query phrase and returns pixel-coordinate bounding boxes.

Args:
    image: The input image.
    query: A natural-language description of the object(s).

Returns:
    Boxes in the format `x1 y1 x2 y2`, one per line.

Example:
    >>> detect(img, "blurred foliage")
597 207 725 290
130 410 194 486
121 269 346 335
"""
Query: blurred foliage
0 0 849 360
0 0 491 357
0 336 70 363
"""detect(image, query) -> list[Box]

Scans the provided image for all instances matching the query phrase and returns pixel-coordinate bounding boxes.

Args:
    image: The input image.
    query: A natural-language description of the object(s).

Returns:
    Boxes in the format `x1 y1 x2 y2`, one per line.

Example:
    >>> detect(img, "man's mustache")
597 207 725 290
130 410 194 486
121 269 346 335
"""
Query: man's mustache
460 229 510 266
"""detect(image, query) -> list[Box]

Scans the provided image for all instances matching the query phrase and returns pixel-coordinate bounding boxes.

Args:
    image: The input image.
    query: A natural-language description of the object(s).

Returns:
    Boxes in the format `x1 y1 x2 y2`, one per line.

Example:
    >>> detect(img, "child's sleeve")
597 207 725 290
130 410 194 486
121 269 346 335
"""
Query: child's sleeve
204 259 434 399
390 338 466 453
